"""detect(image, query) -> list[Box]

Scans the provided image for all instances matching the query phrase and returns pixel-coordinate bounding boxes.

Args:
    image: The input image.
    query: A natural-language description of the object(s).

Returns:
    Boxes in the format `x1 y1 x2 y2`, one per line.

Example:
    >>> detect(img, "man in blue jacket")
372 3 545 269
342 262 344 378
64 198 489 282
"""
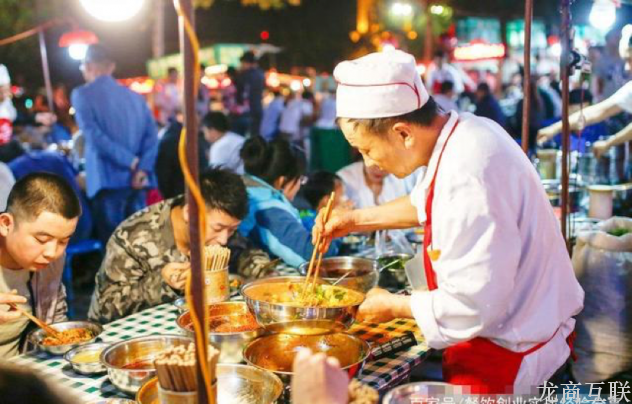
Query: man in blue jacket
71 45 158 243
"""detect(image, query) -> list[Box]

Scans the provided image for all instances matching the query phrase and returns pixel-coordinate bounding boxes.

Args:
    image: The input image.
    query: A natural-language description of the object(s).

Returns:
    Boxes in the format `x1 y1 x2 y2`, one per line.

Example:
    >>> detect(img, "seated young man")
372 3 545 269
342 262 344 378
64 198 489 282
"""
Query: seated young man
0 173 80 358
88 168 268 324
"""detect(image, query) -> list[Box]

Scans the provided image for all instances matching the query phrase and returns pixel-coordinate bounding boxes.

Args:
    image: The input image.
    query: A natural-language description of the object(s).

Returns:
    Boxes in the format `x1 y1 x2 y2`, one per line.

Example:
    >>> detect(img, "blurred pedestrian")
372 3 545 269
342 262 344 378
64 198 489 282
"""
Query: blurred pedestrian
155 67 181 126
475 82 507 128
260 89 285 140
434 81 459 113
201 111 245 174
71 45 158 244
237 51 265 136
594 28 626 101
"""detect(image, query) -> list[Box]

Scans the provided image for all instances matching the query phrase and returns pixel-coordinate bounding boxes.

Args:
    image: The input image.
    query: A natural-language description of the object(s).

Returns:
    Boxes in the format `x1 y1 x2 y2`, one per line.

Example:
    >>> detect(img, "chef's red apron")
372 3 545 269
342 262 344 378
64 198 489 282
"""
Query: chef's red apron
422 120 574 394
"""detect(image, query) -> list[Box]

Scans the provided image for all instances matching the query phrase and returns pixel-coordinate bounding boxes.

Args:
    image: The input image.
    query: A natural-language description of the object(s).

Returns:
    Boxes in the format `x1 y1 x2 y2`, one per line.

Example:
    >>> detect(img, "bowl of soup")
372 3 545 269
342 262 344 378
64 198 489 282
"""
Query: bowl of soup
100 335 192 395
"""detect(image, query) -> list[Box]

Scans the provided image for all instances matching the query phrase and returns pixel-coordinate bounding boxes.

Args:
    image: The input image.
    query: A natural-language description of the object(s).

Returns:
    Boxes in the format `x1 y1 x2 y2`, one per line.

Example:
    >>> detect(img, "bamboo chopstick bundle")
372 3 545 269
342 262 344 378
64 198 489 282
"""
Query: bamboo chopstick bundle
204 245 231 272
154 343 220 396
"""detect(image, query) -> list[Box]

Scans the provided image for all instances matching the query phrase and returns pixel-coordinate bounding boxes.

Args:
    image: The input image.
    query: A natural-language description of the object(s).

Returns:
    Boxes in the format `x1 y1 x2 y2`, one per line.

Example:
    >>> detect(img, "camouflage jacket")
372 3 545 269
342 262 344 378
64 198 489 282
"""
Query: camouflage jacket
88 197 269 324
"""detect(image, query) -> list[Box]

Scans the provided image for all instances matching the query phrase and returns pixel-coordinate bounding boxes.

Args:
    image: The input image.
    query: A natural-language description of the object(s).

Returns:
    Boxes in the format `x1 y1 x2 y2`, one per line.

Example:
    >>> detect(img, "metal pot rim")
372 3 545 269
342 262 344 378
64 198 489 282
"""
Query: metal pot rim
100 334 192 371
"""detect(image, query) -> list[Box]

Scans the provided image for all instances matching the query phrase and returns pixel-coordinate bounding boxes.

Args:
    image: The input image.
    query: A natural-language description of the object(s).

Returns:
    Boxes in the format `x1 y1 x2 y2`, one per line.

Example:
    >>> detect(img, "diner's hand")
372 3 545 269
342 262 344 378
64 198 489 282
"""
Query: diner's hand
592 140 610 159
357 288 413 323
0 290 28 323
312 208 357 252
537 126 558 145
161 262 190 290
291 349 349 404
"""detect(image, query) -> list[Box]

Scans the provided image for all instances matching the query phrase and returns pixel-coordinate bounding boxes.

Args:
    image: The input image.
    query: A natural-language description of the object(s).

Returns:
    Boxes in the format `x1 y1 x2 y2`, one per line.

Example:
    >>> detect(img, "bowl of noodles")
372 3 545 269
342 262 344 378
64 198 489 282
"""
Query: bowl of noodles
28 320 104 355
241 276 365 335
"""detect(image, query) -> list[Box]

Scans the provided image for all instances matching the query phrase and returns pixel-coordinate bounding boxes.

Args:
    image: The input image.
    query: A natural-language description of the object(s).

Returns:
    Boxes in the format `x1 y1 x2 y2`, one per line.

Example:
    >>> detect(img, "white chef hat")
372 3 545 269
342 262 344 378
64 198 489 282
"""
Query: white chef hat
0 65 10 87
334 50 429 119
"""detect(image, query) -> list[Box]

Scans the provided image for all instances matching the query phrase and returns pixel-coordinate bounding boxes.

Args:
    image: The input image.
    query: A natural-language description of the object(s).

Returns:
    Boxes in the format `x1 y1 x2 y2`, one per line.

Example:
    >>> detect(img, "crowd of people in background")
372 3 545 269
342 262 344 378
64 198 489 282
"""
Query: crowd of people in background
0 28 630 337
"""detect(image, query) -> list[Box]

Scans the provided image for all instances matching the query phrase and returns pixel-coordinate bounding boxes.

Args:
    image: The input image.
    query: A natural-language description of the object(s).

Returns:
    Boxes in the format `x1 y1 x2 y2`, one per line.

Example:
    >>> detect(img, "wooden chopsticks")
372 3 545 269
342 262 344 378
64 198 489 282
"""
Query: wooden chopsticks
154 343 220 396
8 303 61 338
302 191 336 302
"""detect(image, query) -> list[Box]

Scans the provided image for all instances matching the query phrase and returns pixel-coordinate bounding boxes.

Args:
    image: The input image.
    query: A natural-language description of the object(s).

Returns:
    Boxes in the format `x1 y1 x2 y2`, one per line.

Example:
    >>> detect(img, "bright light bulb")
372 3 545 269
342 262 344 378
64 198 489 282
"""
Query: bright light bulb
550 43 562 58
290 80 301 92
302 78 312 87
68 44 88 60
430 5 445 15
80 0 145 22
589 0 616 31
391 2 412 16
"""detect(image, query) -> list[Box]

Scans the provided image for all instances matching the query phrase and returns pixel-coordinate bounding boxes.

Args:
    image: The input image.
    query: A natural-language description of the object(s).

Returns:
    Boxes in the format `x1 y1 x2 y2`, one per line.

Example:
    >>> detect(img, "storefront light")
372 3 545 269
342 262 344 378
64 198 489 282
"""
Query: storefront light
391 2 413 17
68 44 89 61
80 0 145 22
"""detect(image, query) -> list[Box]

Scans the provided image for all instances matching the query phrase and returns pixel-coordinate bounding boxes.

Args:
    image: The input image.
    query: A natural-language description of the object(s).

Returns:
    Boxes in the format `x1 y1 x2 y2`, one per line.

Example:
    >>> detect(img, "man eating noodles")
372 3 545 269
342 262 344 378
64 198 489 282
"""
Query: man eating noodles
0 173 80 357
314 50 584 393
88 168 269 324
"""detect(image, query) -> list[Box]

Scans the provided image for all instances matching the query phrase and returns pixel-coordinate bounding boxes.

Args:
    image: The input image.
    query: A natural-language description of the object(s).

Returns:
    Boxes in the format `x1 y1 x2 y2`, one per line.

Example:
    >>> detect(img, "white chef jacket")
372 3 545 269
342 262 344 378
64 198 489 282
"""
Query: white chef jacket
337 161 421 209
409 111 584 389
611 80 632 113
208 131 245 174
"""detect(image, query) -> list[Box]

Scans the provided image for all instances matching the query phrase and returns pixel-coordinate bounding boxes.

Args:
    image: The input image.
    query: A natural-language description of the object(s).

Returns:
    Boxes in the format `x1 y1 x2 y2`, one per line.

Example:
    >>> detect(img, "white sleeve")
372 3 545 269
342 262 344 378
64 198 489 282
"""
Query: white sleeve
611 81 632 114
410 173 521 349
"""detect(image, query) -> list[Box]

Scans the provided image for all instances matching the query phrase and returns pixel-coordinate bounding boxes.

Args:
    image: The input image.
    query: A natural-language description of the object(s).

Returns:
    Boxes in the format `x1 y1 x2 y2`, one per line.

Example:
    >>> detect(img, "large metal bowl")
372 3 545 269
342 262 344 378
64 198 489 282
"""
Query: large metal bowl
28 320 104 355
176 302 264 364
298 257 378 293
241 276 365 335
376 253 413 292
243 332 370 385
100 334 193 396
136 364 283 404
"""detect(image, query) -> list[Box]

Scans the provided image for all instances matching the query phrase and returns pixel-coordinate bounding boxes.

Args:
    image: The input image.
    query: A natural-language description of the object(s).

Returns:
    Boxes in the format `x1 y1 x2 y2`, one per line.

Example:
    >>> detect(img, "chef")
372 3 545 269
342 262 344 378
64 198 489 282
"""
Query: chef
313 50 584 393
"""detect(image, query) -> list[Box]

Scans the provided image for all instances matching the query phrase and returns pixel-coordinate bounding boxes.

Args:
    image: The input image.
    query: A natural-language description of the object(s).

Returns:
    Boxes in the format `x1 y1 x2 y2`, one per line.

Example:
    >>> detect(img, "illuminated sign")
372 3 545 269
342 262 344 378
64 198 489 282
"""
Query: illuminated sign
453 43 505 61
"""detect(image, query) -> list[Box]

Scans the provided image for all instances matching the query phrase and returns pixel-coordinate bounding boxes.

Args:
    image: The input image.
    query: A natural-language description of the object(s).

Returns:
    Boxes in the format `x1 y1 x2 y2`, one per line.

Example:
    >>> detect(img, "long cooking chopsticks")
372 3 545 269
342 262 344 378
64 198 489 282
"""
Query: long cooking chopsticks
302 191 336 301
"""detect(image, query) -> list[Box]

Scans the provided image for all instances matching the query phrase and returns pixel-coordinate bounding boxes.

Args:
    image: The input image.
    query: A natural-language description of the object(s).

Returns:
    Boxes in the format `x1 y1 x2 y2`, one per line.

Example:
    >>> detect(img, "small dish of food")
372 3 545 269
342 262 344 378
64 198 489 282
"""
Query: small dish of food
29 321 104 355
64 342 110 375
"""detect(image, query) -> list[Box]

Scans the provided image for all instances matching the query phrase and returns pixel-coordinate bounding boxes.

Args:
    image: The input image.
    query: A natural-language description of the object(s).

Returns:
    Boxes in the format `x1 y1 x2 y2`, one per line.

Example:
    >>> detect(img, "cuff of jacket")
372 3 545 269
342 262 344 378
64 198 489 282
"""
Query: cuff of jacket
410 289 450 350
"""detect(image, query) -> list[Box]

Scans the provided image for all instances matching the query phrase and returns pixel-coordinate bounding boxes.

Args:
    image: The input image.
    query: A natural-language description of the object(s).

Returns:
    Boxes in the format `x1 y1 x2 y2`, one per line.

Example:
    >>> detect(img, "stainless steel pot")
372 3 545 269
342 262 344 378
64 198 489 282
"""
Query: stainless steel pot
241 276 364 335
28 320 104 356
175 302 264 364
100 334 192 395
297 256 378 293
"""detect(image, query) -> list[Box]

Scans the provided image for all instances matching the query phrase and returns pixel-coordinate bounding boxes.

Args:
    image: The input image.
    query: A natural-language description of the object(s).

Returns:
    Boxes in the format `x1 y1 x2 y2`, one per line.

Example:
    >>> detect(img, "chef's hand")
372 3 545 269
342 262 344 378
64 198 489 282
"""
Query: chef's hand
0 290 28 324
161 262 190 290
358 288 413 323
592 140 610 159
291 349 349 404
312 208 357 252
537 126 558 146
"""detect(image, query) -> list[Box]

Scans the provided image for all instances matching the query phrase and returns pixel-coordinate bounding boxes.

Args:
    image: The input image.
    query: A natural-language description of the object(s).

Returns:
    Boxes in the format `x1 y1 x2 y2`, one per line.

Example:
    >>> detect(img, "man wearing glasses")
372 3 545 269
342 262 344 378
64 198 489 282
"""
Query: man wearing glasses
71 45 158 244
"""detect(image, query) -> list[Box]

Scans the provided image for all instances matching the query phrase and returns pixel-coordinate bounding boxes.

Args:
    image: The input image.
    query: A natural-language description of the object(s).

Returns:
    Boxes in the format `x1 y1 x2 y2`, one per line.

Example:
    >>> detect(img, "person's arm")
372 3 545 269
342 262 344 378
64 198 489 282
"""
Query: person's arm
137 104 159 173
52 283 68 323
537 95 622 144
87 234 178 323
313 195 419 250
593 122 632 158
71 90 138 170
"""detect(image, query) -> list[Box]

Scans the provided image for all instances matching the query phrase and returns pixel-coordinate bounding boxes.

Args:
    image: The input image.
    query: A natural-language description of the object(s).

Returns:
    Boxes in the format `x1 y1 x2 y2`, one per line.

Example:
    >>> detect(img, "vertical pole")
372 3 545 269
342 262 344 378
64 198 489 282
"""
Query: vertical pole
560 0 571 250
177 1 208 403
38 29 54 113
153 0 166 58
521 0 533 155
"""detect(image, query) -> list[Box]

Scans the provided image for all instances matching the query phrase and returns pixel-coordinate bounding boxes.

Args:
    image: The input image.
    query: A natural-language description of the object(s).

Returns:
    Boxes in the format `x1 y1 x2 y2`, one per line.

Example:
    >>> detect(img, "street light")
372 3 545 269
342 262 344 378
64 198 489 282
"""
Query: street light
79 0 145 22
58 29 99 60
391 2 413 17
589 0 617 31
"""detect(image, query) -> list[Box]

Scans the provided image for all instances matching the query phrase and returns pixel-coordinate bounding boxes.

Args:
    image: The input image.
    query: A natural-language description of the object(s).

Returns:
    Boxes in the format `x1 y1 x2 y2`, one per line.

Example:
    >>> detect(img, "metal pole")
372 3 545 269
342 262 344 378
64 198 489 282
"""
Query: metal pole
520 0 533 155
177 1 208 403
560 0 571 249
38 29 54 113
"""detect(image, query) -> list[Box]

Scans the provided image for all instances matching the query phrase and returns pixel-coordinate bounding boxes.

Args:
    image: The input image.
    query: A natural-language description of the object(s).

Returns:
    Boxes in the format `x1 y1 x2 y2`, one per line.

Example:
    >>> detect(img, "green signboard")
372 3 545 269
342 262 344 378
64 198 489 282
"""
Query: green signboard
146 43 250 79
456 17 502 44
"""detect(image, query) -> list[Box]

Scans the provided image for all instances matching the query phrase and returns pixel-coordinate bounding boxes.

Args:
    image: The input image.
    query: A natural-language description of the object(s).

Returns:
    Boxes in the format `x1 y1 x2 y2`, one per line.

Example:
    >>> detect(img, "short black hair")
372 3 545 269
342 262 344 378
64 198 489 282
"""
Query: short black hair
199 168 248 220
201 111 229 133
84 44 112 65
6 173 81 223
440 81 454 94
167 67 178 75
477 82 491 94
345 97 440 135
301 171 340 210
240 51 257 64
569 88 593 105
241 136 306 187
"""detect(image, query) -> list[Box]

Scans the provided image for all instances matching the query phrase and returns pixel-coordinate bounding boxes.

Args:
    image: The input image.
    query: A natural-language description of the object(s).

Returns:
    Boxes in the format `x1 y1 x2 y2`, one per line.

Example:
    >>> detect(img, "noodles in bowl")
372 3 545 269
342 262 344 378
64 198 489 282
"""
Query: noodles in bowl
42 328 94 346
245 281 364 308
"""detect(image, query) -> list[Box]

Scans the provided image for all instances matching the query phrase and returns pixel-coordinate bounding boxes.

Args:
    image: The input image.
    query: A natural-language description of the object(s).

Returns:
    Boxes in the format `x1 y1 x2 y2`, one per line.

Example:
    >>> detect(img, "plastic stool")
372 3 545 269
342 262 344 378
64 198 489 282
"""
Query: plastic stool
63 239 103 318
